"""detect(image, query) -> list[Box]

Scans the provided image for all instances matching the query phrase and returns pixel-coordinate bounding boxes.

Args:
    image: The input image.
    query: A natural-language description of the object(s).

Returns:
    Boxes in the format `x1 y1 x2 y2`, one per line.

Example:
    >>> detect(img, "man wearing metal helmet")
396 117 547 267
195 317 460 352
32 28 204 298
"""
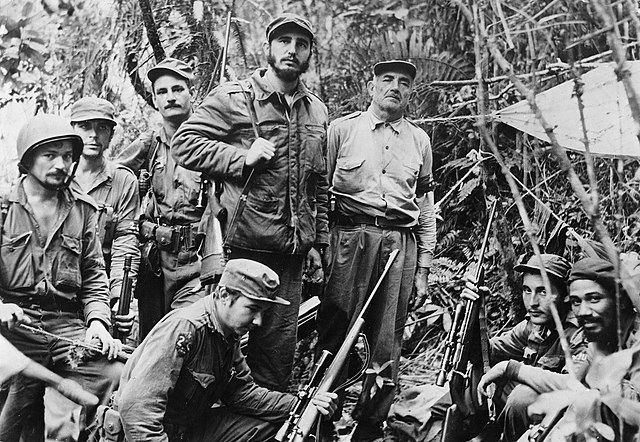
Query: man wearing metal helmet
118 259 337 442
0 114 122 442
71 96 140 340
172 13 329 392
117 58 206 340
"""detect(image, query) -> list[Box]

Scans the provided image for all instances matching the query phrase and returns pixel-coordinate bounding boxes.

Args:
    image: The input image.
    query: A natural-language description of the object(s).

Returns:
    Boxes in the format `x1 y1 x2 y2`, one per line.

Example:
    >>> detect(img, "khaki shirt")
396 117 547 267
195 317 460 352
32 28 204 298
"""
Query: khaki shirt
74 160 140 301
0 177 111 326
328 108 436 267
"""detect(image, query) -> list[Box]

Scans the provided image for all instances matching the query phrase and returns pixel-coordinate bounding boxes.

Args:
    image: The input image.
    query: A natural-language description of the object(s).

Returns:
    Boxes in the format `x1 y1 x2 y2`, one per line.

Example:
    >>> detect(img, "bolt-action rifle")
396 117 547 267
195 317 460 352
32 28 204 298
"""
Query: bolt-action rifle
275 250 400 442
115 255 134 341
438 200 497 442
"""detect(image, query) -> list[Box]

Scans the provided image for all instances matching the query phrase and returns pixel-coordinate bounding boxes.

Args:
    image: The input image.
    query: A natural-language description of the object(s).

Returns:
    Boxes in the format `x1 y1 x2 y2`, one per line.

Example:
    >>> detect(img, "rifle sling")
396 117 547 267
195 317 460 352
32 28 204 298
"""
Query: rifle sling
223 82 258 246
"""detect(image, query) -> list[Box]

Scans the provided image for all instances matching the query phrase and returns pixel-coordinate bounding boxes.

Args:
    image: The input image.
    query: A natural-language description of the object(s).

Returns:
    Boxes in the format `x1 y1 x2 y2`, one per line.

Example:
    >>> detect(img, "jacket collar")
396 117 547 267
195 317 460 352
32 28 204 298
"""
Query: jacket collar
203 295 239 346
250 68 312 104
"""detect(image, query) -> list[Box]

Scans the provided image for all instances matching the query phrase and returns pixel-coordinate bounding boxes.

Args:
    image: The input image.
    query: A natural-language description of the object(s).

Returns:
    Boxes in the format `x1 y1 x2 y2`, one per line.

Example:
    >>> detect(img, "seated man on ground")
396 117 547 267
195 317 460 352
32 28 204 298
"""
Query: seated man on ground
391 253 586 442
478 257 640 441
118 258 337 442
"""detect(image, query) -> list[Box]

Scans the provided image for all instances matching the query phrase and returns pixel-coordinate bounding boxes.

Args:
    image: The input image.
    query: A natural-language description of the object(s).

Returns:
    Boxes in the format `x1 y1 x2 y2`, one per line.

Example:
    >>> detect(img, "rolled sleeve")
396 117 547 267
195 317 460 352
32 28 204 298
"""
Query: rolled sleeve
416 191 436 268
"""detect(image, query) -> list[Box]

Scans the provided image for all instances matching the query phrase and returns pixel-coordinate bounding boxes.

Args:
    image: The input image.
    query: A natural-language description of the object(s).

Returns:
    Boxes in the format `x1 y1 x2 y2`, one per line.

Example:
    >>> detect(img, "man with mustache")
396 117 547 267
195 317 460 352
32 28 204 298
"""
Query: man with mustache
172 13 329 393
117 58 206 340
118 259 337 442
0 114 122 442
313 60 436 441
71 97 139 339
477 257 640 441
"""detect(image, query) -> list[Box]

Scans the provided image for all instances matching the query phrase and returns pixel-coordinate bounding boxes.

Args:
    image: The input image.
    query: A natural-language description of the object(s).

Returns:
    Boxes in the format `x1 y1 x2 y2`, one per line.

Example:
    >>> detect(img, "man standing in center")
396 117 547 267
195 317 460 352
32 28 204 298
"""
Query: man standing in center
316 60 436 441
117 58 206 340
172 13 329 392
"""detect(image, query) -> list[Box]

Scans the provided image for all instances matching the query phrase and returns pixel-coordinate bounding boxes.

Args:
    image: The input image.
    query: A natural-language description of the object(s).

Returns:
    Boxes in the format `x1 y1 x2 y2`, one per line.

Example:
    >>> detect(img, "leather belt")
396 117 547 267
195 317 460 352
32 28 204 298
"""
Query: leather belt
335 214 415 231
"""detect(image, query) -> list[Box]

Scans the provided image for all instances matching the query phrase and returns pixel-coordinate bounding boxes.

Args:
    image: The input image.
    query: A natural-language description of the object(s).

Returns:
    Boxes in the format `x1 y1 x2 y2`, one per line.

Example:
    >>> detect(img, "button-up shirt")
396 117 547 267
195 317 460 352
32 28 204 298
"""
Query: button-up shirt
0 177 111 325
328 107 436 266
74 160 140 301
117 127 204 226
118 296 295 441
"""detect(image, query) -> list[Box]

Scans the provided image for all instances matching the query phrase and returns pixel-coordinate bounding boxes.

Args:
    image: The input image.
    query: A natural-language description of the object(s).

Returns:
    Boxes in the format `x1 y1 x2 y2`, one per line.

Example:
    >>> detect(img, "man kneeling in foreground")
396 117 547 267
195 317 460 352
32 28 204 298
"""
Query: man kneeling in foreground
118 258 337 441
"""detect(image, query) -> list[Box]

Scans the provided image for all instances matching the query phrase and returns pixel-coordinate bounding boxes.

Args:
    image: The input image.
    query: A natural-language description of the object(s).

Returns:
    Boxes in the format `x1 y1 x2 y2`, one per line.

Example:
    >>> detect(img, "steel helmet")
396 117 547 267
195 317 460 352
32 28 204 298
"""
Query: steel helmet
16 114 84 168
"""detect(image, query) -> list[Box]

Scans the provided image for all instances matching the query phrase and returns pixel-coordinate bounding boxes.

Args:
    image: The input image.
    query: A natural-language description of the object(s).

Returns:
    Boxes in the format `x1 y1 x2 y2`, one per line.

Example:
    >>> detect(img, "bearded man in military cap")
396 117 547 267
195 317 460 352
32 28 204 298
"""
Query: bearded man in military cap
118 258 338 442
172 13 329 392
0 114 122 442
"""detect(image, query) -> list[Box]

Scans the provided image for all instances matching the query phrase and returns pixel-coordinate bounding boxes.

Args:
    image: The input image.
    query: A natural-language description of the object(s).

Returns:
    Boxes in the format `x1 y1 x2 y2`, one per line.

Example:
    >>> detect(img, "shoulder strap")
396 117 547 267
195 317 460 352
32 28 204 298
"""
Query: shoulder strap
224 82 259 246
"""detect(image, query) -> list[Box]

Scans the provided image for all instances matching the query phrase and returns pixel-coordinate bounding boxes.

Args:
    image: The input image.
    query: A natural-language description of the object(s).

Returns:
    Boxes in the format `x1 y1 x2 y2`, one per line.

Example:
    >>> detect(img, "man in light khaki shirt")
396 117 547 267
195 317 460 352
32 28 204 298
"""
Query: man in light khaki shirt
316 59 436 441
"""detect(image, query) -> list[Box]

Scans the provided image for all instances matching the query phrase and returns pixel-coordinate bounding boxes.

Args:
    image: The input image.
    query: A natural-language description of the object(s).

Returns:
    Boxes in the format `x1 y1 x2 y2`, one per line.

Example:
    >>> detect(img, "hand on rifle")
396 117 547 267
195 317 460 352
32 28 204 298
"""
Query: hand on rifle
477 360 508 405
111 301 135 337
246 138 275 169
311 391 339 418
86 320 123 361
460 278 490 302
0 303 31 329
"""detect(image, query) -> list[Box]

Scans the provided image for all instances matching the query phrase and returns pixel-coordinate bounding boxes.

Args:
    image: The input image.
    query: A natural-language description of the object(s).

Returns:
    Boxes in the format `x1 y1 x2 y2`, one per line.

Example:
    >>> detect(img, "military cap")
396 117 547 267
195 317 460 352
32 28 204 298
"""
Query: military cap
514 254 571 280
70 97 117 126
147 57 194 84
568 257 618 294
219 259 288 305
266 13 314 42
373 60 417 80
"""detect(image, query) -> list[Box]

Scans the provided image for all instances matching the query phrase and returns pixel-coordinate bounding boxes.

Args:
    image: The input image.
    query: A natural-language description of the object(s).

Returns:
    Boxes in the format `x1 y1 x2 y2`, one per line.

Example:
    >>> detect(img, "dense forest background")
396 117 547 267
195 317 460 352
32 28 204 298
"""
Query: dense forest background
2 0 640 431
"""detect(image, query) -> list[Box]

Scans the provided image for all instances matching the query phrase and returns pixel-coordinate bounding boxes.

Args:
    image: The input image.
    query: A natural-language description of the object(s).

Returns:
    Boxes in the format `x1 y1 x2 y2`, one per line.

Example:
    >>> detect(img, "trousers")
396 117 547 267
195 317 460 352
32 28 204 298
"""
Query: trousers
226 247 304 392
316 224 417 429
0 311 122 442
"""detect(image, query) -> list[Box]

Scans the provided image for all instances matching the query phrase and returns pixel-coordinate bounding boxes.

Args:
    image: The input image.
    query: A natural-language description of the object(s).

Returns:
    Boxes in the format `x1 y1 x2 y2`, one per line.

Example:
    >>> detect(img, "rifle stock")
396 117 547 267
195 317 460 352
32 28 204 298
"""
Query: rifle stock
116 255 133 340
276 250 400 442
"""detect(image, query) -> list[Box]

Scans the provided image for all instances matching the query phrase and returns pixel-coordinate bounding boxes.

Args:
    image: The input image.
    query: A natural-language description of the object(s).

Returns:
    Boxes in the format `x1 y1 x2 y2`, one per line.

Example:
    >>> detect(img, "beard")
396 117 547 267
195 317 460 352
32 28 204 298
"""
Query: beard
267 53 310 82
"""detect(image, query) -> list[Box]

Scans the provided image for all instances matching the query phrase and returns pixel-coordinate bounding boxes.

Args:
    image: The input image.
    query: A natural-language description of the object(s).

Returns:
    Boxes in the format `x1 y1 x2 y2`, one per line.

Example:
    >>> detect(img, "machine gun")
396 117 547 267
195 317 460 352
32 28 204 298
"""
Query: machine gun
275 249 400 442
115 255 134 341
438 200 497 442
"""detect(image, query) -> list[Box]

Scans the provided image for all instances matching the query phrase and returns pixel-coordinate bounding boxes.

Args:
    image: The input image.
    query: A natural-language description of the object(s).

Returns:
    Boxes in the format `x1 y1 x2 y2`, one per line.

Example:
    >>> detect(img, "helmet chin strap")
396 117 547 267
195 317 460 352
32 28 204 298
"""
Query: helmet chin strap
19 162 78 191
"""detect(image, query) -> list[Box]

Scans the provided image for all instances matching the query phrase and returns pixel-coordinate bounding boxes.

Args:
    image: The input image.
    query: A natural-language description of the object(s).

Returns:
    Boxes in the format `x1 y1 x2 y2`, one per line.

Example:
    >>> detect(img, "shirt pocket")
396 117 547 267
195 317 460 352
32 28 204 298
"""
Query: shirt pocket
0 231 35 289
174 368 218 409
302 124 326 174
333 157 366 194
52 234 82 292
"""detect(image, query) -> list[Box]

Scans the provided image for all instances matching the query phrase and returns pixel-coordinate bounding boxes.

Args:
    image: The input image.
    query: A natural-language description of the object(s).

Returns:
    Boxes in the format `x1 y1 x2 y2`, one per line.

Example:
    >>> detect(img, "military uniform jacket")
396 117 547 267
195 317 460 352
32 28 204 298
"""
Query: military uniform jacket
172 68 329 255
118 296 295 442
73 160 140 301
117 127 204 227
0 177 111 325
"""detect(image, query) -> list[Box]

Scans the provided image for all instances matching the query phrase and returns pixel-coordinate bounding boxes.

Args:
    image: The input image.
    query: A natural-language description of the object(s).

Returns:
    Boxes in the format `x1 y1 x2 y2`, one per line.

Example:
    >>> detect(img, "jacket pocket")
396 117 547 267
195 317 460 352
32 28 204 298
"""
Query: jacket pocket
0 231 35 289
53 234 82 291
173 368 218 409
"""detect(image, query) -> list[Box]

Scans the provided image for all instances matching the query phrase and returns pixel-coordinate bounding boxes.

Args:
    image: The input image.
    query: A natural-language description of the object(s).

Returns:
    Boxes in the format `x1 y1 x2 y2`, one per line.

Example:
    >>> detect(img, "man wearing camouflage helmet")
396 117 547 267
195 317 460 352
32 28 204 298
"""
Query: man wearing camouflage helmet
172 13 329 392
117 58 206 340
71 96 140 339
0 114 122 442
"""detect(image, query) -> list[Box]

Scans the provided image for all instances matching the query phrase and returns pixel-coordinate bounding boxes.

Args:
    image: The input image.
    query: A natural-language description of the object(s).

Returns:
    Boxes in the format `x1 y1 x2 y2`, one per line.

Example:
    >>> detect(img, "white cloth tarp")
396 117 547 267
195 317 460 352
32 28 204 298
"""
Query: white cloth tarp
495 61 640 159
